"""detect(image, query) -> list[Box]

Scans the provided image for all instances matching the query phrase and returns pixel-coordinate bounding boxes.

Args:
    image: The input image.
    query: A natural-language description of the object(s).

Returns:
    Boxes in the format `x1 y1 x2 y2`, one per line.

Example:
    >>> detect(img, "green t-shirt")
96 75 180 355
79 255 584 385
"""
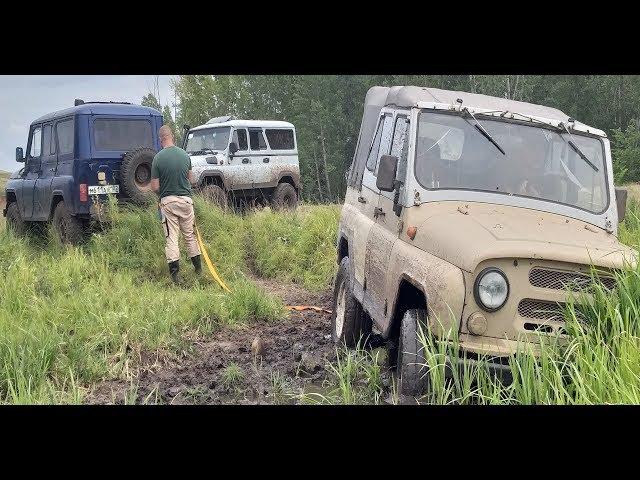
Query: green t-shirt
151 146 192 199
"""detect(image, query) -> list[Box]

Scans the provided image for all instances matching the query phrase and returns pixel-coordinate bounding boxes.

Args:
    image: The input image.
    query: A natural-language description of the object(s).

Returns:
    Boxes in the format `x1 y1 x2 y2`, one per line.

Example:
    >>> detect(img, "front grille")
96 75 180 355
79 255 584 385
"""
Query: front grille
517 299 567 322
529 268 616 291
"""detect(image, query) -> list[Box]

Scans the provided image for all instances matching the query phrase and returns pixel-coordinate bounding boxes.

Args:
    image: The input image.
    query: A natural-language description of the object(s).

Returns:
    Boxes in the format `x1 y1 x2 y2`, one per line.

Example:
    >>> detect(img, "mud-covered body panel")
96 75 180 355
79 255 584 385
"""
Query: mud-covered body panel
403 201 637 273
385 240 466 337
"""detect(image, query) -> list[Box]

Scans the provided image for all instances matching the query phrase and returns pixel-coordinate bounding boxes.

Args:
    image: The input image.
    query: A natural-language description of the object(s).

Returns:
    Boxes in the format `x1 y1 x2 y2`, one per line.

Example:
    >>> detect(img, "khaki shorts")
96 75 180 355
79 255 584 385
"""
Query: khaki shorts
159 195 201 263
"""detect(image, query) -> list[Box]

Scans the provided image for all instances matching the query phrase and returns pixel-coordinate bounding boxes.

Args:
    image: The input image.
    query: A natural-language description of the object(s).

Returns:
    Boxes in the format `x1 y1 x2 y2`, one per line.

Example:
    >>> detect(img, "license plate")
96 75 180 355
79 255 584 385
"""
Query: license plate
88 185 120 195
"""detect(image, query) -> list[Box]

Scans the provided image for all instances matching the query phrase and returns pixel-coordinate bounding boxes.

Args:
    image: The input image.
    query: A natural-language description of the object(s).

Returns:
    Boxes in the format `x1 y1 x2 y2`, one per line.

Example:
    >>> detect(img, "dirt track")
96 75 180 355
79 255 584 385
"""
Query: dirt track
87 277 337 405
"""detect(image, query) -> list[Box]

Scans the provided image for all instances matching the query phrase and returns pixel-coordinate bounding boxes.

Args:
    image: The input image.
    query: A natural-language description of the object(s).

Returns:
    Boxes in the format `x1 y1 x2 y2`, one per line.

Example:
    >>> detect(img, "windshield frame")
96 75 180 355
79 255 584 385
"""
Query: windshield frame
185 126 232 155
412 109 611 216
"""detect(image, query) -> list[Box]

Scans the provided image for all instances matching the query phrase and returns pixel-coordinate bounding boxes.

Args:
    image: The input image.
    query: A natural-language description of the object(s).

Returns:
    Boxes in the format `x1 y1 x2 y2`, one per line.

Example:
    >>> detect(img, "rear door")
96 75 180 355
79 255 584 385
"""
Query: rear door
262 128 297 186
88 116 154 198
21 125 43 220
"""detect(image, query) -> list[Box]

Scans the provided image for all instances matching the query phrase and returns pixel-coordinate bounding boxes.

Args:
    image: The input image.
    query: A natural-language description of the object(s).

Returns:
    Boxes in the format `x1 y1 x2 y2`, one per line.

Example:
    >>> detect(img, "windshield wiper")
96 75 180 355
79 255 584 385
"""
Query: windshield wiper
558 123 599 172
461 107 506 155
188 148 217 156
474 109 599 173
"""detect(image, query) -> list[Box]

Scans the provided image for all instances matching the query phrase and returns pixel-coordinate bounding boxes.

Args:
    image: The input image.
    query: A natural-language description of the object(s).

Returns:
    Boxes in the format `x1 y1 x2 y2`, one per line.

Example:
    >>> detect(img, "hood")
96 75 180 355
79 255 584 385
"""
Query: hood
407 202 638 272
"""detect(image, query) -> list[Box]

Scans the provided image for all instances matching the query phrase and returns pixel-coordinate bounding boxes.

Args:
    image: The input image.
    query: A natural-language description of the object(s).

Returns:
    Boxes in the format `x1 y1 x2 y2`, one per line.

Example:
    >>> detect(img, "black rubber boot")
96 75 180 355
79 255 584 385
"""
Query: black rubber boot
168 260 180 284
191 255 202 275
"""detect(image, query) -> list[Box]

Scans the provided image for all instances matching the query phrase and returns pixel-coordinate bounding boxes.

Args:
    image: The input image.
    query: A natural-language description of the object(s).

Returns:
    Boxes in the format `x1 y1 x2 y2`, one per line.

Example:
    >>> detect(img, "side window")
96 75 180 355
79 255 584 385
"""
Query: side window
29 126 42 158
233 128 248 151
366 116 385 171
373 114 395 174
392 116 410 182
56 119 74 155
391 116 409 159
265 129 295 150
42 125 52 157
249 128 267 151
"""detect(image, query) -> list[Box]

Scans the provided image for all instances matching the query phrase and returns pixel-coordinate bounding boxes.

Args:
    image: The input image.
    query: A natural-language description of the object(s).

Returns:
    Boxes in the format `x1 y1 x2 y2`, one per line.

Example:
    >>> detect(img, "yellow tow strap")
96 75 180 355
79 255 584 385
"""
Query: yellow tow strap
195 224 232 293
194 223 331 315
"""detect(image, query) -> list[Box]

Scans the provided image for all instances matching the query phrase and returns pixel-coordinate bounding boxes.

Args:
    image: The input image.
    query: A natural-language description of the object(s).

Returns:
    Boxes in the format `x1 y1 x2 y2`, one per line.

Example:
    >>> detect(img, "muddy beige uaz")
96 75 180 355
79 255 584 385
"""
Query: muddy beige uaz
331 85 638 397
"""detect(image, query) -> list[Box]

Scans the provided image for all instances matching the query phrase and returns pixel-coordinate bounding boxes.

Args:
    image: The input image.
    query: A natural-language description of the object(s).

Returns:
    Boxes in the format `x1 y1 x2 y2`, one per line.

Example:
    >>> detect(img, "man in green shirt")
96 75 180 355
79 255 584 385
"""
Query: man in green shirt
151 125 201 283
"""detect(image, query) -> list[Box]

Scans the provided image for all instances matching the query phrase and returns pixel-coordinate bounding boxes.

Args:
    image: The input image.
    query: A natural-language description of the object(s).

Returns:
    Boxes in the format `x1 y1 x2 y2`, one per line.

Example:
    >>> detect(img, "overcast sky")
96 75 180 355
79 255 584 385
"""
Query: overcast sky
0 75 174 172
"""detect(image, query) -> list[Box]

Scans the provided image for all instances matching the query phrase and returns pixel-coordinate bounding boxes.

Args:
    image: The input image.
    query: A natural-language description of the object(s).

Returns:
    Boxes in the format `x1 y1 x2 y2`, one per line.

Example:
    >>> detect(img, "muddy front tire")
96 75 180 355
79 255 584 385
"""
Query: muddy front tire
5 202 26 236
271 183 298 211
331 256 368 348
201 184 228 210
52 201 87 246
397 309 429 397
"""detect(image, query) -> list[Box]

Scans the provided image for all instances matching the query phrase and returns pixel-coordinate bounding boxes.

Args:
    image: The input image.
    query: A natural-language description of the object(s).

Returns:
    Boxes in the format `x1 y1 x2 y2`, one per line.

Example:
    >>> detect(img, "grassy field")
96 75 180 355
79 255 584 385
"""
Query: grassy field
2 191 640 405
0 199 340 404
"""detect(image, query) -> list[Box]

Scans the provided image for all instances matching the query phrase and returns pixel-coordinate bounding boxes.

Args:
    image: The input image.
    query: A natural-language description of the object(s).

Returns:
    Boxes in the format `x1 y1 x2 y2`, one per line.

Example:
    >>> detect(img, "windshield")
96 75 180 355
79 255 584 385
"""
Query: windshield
186 127 231 155
415 111 609 214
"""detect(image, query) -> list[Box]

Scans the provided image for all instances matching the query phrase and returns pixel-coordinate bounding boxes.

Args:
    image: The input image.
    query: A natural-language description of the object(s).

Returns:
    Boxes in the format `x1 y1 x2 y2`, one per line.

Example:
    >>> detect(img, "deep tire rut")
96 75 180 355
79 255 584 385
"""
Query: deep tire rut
86 276 335 405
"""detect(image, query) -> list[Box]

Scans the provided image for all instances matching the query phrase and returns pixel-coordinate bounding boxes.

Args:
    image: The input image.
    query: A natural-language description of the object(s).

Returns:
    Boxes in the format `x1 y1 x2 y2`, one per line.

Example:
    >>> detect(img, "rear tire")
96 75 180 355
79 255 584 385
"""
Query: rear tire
331 257 369 348
397 309 429 398
201 184 228 210
120 147 156 206
271 183 298 211
52 201 87 246
5 202 26 236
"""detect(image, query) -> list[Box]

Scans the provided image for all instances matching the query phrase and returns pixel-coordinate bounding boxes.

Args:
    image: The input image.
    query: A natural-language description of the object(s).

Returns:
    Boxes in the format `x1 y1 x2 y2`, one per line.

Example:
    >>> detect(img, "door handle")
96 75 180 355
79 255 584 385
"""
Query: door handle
242 158 250 164
263 158 270 163
374 207 385 218
357 196 367 204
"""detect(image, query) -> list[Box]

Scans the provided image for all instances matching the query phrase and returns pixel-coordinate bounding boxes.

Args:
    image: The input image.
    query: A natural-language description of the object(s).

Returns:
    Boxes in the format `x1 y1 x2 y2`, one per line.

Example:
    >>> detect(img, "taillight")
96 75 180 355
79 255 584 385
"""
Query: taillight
79 184 88 202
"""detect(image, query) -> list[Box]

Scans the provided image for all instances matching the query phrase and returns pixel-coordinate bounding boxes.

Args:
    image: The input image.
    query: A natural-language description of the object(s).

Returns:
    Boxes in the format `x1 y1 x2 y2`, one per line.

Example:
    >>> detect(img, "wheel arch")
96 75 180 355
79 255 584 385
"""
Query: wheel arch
5 190 17 205
277 171 301 192
49 192 66 221
387 275 428 344
200 172 226 190
337 234 349 264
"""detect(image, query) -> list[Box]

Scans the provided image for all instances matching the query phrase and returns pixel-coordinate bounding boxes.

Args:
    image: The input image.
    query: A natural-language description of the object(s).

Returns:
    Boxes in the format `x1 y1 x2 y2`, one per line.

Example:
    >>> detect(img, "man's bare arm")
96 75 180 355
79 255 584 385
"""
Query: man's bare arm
189 169 196 186
151 178 160 192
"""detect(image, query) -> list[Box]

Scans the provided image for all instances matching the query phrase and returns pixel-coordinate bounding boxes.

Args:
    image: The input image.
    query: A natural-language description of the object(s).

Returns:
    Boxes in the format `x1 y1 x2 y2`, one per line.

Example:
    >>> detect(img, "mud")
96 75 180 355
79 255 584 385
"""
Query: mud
86 277 337 405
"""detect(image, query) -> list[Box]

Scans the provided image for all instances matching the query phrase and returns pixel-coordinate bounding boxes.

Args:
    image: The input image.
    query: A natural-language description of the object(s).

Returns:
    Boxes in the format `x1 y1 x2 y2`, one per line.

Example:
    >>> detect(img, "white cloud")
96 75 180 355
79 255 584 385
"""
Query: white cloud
0 75 174 172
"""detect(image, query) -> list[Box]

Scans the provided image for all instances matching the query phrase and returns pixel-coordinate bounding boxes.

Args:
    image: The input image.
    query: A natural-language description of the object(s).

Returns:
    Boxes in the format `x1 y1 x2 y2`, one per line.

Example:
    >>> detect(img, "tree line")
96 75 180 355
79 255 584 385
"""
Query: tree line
142 75 640 202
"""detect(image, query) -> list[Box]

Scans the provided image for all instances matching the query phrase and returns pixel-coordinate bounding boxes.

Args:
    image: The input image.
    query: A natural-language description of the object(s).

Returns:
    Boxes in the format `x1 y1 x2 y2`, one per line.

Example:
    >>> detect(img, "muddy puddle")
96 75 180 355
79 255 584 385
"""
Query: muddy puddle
87 277 340 405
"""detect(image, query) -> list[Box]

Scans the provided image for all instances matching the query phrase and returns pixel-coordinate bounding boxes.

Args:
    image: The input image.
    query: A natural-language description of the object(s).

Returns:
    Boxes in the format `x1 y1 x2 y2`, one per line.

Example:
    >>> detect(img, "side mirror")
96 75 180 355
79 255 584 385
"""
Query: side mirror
229 142 239 155
376 155 398 192
15 147 24 163
616 187 628 223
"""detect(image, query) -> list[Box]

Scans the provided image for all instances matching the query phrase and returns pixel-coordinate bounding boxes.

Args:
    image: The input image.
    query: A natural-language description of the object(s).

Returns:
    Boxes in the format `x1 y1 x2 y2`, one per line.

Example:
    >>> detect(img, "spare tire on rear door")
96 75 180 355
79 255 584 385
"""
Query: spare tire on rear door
120 147 156 205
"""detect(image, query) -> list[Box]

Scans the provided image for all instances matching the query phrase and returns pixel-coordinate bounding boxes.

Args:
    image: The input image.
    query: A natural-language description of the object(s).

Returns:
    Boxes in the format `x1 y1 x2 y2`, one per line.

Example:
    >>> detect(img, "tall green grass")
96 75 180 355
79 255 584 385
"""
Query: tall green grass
0 198 290 404
245 204 341 291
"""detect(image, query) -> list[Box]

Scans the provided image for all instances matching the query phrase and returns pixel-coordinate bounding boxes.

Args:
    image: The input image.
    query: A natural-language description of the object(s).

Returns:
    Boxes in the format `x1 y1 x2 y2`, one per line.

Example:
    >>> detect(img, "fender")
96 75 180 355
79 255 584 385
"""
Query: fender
197 169 228 190
3 187 18 217
276 170 301 189
49 174 76 218
384 239 466 338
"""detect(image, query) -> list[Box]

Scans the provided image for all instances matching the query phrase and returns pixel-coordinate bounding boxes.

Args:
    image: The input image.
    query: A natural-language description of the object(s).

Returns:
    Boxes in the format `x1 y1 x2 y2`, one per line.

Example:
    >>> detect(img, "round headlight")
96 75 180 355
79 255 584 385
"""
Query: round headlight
474 268 509 311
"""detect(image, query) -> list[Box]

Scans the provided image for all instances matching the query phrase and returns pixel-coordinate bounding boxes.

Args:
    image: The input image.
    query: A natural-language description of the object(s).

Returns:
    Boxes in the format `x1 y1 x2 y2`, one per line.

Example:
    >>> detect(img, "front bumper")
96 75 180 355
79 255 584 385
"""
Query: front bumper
445 351 514 385
437 334 543 386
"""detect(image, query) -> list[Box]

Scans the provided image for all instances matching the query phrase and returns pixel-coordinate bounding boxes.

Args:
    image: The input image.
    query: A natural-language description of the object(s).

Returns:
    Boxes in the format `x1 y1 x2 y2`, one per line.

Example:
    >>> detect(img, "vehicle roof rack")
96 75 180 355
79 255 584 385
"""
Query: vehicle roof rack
206 115 235 124
74 99 132 106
